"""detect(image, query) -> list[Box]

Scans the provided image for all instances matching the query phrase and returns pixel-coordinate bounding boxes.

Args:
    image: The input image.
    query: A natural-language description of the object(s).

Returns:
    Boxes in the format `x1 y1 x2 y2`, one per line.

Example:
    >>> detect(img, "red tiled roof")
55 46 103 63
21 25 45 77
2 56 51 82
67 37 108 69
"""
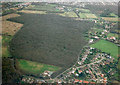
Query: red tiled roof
79 80 82 83
90 82 95 84
79 70 82 73
83 81 89 83
74 79 79 82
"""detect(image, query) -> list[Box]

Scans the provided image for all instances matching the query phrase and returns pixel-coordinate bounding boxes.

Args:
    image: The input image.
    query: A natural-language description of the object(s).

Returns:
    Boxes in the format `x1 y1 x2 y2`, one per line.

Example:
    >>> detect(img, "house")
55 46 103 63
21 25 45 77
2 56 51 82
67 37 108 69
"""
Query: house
110 36 116 40
83 81 89 83
79 80 82 83
90 82 96 84
78 70 82 74
89 39 93 43
94 36 99 39
74 79 79 83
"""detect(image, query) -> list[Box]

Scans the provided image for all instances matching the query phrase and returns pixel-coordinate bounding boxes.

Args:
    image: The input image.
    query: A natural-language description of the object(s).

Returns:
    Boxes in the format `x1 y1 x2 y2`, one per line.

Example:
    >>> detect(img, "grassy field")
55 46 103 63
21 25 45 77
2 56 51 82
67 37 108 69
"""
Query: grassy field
2 36 13 57
19 10 46 14
25 4 62 13
85 13 97 19
79 13 86 18
107 33 119 38
102 17 120 22
76 8 90 13
110 13 118 17
2 13 23 36
17 59 61 74
79 13 97 19
90 39 118 60
58 12 78 18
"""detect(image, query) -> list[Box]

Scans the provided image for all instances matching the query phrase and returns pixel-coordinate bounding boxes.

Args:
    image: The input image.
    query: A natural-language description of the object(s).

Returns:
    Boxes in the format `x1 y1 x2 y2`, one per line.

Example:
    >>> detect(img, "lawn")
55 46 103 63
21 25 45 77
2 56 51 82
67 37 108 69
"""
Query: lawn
90 39 119 60
17 59 61 74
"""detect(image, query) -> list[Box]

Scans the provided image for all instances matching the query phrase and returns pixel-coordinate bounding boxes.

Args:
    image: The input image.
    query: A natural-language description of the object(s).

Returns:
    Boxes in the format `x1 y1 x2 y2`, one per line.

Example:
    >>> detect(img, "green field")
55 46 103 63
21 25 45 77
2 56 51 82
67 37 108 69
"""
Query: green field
25 4 62 12
17 59 61 74
58 12 78 17
2 36 13 57
107 33 119 38
110 13 118 17
90 39 119 60
79 13 87 18
76 8 90 13
79 13 97 19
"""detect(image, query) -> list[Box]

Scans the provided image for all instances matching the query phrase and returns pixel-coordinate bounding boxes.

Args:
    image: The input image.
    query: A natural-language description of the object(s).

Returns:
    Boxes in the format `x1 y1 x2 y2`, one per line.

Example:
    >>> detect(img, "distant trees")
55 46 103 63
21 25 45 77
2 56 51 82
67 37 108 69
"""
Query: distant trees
100 9 111 17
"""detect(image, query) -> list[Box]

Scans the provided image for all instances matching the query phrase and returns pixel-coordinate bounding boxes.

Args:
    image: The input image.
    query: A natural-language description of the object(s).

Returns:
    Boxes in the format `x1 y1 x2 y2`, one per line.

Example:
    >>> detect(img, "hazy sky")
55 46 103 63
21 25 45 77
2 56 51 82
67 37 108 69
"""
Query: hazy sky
1 0 119 2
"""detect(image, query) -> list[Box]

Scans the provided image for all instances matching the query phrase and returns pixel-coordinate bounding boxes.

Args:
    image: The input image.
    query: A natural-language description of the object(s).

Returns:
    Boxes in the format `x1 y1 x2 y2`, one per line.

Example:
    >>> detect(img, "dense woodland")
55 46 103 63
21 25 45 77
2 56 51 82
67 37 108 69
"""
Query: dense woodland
9 13 94 77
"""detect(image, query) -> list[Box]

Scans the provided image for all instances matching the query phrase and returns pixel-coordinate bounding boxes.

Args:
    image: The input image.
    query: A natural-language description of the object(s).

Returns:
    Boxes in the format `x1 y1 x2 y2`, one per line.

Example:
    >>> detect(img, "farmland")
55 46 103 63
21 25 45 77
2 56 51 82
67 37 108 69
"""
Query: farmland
102 17 120 22
76 8 90 13
17 59 61 74
19 10 47 14
79 13 97 19
90 39 119 60
25 3 63 13
58 12 77 18
9 13 94 77
2 13 23 35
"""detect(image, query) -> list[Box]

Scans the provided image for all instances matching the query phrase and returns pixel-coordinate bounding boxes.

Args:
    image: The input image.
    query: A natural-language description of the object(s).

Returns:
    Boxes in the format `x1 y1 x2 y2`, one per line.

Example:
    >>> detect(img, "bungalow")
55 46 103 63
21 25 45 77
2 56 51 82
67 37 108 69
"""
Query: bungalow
83 81 89 83
110 36 116 40
74 79 79 83
79 80 82 83
89 39 94 43
78 70 82 74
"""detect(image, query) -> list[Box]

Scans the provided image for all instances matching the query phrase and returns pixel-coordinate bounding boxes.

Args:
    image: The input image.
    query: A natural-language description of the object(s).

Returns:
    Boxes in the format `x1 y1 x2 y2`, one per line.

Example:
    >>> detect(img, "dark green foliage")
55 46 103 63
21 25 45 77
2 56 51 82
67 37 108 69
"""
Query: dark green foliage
2 58 21 84
100 9 111 17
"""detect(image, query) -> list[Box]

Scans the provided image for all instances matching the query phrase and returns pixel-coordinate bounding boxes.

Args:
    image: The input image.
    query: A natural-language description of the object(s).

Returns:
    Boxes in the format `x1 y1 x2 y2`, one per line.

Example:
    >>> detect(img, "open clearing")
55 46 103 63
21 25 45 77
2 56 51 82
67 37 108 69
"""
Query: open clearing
9 13 94 77
17 59 61 74
2 13 23 35
2 13 23 58
90 39 119 60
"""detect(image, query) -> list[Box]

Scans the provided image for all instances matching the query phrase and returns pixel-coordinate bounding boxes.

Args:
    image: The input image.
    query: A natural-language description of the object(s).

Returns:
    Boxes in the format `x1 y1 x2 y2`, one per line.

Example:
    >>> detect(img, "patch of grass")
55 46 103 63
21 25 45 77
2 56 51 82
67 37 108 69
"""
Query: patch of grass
76 8 90 13
79 13 87 18
90 39 118 60
107 33 119 38
102 17 120 22
25 4 62 13
85 13 97 19
19 10 46 14
79 13 97 19
58 12 77 17
109 13 118 17
2 36 13 57
17 59 61 74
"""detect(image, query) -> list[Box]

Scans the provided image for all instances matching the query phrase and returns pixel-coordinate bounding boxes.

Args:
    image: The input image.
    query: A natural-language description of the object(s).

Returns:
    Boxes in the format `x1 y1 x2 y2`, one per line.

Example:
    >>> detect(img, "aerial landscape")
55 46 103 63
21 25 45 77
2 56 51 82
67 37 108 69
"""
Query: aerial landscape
1 1 120 84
